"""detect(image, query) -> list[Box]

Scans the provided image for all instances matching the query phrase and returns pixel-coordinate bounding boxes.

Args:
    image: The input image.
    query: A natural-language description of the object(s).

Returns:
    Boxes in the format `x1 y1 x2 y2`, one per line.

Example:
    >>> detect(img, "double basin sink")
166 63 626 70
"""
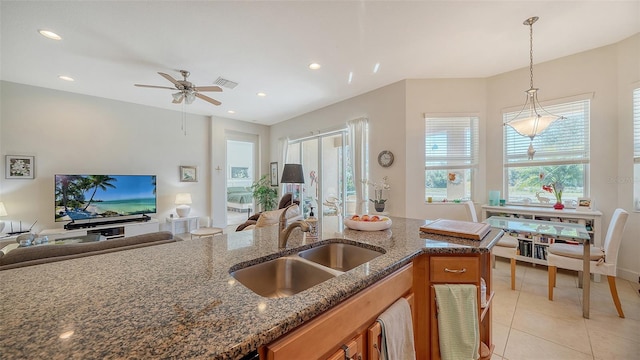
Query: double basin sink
230 242 385 298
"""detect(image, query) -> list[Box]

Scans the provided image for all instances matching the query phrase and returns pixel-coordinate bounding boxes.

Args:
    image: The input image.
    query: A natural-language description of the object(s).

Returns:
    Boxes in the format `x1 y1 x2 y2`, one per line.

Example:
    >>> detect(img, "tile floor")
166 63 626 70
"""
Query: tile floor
491 259 640 360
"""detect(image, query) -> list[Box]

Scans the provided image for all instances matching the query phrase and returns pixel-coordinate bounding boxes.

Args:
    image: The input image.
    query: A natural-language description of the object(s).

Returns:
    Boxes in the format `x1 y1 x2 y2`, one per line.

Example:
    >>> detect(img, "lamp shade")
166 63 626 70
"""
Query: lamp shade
0 202 7 217
281 164 305 184
175 193 192 205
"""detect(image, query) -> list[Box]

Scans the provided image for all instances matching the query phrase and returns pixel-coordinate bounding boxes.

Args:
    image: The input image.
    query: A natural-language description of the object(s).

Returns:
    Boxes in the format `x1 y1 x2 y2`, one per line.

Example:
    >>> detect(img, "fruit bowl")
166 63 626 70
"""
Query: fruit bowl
344 215 392 231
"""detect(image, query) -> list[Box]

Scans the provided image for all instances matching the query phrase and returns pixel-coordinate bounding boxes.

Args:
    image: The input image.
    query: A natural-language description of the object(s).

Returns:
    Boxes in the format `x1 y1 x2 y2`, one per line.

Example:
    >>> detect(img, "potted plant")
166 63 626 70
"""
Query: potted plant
250 175 278 212
363 176 391 212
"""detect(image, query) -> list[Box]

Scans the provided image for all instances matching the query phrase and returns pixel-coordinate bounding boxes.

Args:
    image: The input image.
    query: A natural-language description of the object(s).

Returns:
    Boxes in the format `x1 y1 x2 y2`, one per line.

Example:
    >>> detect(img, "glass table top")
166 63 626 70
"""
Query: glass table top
484 216 590 240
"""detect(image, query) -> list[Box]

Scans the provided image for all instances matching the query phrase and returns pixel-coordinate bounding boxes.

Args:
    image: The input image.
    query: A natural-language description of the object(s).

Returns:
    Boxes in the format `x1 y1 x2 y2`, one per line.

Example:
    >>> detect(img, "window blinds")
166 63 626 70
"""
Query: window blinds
504 100 590 166
633 89 640 162
425 116 479 170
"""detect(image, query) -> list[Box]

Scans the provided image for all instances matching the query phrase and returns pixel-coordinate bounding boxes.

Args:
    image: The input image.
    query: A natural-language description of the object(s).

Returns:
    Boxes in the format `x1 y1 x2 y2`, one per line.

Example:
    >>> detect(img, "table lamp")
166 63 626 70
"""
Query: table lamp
0 202 7 233
281 164 305 201
175 193 192 217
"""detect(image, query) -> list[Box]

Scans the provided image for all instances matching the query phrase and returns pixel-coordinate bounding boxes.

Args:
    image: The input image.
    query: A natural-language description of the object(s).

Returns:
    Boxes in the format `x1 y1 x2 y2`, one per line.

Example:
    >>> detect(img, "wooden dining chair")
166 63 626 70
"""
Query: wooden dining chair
547 208 629 318
464 201 517 290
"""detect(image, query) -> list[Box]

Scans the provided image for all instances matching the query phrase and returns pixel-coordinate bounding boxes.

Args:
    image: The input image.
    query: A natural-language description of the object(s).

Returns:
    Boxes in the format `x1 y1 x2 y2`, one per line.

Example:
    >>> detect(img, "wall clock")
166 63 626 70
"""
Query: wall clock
377 150 394 167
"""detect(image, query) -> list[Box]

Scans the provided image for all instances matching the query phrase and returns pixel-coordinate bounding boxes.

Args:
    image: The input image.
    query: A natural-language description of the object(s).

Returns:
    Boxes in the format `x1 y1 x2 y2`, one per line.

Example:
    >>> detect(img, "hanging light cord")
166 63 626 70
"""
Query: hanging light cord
528 18 535 90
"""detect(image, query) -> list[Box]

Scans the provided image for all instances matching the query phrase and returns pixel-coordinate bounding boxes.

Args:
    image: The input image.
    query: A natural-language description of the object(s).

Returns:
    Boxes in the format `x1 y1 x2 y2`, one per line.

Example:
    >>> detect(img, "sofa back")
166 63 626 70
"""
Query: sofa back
0 231 175 270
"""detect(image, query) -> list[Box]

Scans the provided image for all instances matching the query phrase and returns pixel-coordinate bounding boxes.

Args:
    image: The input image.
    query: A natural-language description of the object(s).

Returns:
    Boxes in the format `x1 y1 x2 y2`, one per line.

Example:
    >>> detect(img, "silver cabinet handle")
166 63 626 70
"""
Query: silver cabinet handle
444 267 467 273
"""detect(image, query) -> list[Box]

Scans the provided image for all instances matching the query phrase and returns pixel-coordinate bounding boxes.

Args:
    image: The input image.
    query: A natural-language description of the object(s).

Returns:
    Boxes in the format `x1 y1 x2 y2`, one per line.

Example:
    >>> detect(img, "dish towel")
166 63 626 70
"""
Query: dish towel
376 297 416 360
433 284 479 360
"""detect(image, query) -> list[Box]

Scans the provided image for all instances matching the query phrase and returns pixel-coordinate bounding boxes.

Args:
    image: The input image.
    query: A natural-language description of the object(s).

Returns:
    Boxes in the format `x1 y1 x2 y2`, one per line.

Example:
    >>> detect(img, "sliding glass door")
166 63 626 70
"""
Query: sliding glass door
286 130 352 230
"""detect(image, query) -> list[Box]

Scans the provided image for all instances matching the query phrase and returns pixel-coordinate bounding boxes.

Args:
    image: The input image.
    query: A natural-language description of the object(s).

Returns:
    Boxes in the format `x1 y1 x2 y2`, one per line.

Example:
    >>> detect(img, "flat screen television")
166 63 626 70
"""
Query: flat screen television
55 174 157 223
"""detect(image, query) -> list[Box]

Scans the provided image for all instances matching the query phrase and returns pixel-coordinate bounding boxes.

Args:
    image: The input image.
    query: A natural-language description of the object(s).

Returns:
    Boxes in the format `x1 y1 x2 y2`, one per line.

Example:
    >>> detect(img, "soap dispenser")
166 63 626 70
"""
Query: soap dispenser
306 206 318 238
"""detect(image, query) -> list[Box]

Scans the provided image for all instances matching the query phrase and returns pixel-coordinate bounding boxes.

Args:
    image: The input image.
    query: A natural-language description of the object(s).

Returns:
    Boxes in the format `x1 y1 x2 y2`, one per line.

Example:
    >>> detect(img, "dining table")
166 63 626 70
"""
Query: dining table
484 215 592 318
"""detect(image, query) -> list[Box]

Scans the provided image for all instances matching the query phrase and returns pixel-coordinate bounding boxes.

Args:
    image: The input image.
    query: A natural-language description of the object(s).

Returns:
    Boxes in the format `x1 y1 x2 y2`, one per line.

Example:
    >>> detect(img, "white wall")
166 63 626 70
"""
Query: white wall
0 81 270 231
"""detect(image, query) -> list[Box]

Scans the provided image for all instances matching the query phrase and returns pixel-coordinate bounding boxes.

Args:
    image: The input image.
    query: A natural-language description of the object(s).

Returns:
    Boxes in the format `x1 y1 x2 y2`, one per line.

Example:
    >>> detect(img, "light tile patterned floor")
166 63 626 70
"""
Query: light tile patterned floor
491 259 640 360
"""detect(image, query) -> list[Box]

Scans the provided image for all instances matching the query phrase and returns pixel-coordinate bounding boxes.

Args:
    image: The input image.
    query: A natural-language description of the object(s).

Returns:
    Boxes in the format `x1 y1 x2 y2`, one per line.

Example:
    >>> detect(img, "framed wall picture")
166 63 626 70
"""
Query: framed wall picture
577 197 592 211
270 162 278 187
180 166 197 182
6 155 35 179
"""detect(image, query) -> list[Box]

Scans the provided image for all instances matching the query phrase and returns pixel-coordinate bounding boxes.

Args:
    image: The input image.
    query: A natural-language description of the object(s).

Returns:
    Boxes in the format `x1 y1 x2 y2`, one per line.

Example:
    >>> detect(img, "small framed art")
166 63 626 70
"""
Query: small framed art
577 197 592 211
6 155 35 179
180 166 197 182
270 162 278 187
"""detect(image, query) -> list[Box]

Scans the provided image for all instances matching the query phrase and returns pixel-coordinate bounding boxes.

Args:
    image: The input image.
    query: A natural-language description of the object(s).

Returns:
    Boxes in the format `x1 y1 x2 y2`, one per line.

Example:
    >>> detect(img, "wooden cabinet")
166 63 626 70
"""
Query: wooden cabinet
261 263 413 360
261 251 494 360
325 335 363 360
413 253 494 360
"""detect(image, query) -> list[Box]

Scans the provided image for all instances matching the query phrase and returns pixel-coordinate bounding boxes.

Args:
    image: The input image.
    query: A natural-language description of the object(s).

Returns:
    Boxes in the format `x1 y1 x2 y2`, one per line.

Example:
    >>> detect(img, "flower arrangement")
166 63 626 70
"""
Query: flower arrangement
363 176 390 210
541 172 564 209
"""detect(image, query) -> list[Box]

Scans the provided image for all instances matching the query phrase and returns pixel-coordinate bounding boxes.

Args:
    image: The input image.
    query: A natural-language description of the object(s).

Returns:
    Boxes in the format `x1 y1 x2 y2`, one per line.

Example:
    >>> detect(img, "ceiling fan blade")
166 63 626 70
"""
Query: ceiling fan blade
158 72 184 90
195 93 222 106
134 84 176 90
193 86 223 92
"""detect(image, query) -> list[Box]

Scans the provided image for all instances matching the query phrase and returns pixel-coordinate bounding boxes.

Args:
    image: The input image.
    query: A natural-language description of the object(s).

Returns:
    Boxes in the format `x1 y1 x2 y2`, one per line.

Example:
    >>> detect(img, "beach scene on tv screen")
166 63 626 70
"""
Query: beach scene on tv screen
55 175 157 222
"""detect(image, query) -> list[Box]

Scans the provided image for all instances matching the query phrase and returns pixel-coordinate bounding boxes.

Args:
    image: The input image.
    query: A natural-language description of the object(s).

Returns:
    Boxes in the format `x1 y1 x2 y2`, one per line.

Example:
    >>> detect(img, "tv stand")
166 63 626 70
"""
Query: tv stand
41 218 159 241
64 214 151 230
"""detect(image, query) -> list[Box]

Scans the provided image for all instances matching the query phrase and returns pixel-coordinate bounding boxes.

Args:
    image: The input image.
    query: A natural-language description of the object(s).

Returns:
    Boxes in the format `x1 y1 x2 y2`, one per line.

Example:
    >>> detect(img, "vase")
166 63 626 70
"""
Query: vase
553 202 564 210
375 202 385 212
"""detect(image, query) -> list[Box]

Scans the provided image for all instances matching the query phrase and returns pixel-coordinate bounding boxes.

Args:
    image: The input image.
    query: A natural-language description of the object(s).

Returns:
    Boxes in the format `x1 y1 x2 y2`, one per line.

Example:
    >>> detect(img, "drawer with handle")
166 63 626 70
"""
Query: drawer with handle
430 256 479 283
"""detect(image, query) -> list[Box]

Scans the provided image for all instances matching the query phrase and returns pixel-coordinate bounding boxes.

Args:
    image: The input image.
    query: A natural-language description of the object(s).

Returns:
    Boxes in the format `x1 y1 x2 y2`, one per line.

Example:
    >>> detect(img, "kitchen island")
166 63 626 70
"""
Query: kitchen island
0 217 501 359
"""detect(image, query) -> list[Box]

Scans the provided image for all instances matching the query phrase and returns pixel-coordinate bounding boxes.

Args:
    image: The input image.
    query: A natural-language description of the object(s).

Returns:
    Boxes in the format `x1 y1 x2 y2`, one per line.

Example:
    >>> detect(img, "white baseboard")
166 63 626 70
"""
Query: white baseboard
617 267 639 283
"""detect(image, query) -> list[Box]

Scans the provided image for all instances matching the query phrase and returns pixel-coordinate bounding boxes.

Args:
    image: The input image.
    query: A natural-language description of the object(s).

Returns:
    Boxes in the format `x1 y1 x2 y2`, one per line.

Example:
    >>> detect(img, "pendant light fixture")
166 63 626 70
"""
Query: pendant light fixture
504 16 564 160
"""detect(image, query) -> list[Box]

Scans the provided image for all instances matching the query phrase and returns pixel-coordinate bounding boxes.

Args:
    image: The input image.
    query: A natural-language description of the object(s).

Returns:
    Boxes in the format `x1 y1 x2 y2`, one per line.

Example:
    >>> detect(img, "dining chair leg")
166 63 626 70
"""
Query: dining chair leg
577 270 583 288
548 266 556 301
607 276 625 318
510 258 516 290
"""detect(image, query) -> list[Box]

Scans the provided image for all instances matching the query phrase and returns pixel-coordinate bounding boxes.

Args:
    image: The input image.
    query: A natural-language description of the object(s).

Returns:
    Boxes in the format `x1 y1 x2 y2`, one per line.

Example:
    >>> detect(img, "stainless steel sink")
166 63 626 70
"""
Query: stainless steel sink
230 256 337 298
297 243 384 272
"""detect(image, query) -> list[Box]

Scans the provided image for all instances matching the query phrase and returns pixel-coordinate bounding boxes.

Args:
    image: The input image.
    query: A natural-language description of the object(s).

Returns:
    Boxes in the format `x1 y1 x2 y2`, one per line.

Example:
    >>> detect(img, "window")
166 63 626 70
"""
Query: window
425 116 479 201
503 99 590 203
633 88 640 210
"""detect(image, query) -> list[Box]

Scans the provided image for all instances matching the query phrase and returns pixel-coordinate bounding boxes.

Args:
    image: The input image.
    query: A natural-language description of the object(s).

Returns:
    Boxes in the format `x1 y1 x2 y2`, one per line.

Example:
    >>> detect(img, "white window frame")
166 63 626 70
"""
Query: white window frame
632 88 640 211
503 97 591 203
425 115 479 202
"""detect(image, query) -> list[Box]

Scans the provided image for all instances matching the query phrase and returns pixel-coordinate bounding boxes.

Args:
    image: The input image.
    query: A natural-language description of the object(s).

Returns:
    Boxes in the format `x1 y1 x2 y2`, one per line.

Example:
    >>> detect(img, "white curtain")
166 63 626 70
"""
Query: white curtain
348 117 368 214
279 136 289 196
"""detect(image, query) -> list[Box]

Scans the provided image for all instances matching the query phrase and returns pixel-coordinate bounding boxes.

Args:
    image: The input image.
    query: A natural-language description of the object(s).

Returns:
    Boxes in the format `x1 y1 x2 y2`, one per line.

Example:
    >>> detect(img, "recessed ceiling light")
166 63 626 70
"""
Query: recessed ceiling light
227 110 235 114
38 29 62 40
257 92 267 97
58 75 74 82
308 63 321 70
373 62 381 73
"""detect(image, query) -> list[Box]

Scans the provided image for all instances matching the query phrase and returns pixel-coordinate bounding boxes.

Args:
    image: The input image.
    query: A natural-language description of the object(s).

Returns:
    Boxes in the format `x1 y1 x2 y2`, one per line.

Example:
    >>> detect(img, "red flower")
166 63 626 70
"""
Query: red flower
542 185 553 193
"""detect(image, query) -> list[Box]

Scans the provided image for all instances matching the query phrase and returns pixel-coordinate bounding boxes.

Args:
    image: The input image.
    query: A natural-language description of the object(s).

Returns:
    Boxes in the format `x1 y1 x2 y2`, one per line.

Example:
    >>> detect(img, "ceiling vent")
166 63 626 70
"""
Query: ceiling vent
214 77 238 89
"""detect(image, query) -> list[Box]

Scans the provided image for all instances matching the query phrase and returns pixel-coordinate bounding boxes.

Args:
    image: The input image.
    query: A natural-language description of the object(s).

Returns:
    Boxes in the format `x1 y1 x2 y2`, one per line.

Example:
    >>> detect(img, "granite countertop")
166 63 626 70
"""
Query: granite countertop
0 217 502 359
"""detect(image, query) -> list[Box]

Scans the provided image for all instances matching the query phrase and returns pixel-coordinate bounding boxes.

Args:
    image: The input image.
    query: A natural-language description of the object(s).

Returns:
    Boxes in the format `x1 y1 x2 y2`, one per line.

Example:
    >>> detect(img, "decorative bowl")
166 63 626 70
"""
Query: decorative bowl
344 216 392 231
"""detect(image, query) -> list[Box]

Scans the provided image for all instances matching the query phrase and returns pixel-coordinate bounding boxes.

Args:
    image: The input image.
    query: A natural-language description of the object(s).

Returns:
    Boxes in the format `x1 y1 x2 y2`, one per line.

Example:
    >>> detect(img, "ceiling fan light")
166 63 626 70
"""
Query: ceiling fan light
172 92 184 104
185 92 196 104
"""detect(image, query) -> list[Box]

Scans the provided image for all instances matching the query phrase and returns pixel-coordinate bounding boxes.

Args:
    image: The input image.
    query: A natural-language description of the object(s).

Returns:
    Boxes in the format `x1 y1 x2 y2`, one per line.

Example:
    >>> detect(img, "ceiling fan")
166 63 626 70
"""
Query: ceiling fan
134 70 222 106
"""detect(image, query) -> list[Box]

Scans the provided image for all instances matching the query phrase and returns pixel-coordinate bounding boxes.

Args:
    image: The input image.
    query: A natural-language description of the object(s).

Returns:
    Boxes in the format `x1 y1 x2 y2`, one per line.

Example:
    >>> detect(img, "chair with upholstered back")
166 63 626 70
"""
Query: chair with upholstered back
464 201 517 290
547 208 629 318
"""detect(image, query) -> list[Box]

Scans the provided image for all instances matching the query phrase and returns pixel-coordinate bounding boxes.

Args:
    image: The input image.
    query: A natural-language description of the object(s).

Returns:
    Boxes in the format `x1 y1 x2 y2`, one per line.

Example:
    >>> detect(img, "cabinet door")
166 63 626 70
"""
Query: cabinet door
430 285 481 360
325 335 363 360
367 293 414 360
